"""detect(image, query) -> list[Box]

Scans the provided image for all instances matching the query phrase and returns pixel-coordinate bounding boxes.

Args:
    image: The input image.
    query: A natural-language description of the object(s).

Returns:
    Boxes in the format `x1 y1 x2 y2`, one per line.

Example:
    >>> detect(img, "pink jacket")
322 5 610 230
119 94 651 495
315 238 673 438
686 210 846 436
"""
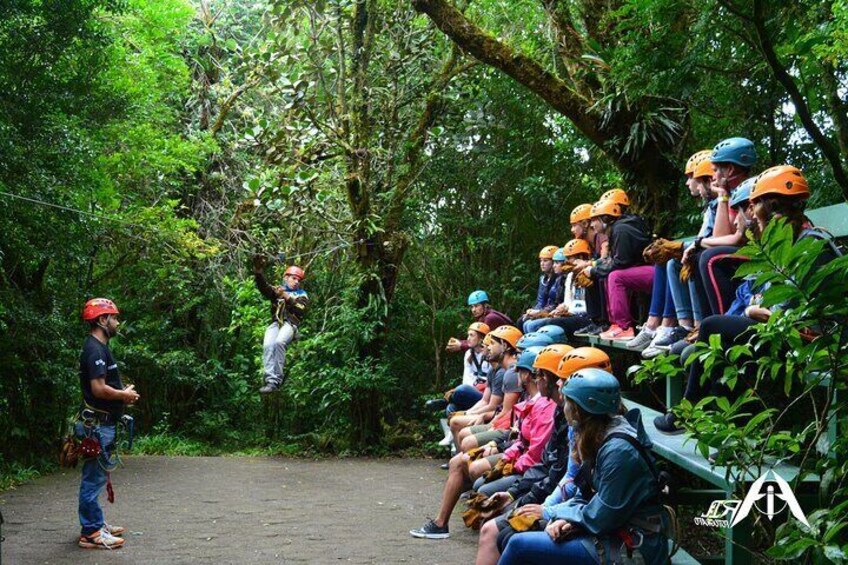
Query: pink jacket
502 395 557 474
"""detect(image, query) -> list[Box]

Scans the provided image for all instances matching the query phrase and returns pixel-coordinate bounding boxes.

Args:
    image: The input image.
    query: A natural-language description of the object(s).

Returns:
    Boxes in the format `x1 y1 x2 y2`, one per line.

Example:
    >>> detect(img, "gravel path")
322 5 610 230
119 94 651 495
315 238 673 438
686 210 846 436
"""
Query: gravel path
0 456 477 564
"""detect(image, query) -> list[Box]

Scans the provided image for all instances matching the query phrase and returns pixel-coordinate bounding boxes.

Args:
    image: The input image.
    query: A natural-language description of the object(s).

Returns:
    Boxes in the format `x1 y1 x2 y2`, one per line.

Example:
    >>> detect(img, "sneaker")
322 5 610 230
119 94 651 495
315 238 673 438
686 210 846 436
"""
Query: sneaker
574 323 602 337
625 326 656 350
599 325 634 340
425 398 449 411
410 519 450 539
439 462 450 470
259 381 280 394
653 327 690 350
79 529 125 550
103 523 126 537
641 344 666 359
438 432 453 447
654 413 685 435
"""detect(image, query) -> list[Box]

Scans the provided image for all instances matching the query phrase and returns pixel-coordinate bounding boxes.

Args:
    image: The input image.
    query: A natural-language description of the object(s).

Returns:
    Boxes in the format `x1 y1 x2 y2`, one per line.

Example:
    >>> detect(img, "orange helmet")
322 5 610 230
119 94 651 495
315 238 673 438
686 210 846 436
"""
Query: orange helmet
685 150 712 176
82 298 120 321
489 325 523 349
563 239 592 257
483 333 494 347
284 266 306 280
556 347 612 380
539 246 559 260
468 322 490 335
693 155 715 179
751 165 810 201
599 188 629 206
570 204 593 224
590 200 623 218
532 344 575 374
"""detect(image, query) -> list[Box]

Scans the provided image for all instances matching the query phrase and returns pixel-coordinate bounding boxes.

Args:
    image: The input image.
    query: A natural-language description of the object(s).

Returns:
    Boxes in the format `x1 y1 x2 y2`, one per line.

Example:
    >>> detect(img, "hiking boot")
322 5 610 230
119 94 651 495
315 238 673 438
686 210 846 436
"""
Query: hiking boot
654 412 685 435
653 327 690 350
600 325 634 340
79 529 125 550
103 523 126 537
259 381 280 394
410 519 450 539
625 326 656 350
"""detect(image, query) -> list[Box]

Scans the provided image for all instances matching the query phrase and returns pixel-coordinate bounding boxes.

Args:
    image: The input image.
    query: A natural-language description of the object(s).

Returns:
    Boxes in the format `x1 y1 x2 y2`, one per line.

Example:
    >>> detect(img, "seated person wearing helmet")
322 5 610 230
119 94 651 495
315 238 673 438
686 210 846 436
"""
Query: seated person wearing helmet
445 290 513 353
581 191 652 341
474 347 612 565
499 369 670 565
569 204 610 336
469 345 573 499
526 240 592 340
409 344 567 540
448 326 521 452
685 137 757 317
252 255 309 394
656 165 840 434
518 247 561 332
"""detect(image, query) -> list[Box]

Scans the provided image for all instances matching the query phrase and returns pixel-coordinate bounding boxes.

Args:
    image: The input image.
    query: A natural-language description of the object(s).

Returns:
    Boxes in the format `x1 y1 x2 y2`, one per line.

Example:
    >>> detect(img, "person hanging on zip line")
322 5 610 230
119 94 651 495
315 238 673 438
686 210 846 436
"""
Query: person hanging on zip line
252 254 309 394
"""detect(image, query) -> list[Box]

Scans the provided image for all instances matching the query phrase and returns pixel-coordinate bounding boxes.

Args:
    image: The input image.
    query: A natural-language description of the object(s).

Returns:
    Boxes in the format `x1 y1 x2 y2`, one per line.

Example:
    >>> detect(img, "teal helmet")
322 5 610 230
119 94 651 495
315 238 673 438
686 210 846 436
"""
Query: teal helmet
711 137 757 168
517 332 554 350
561 368 620 415
729 177 754 209
552 248 567 262
537 325 567 343
516 348 541 372
467 290 489 306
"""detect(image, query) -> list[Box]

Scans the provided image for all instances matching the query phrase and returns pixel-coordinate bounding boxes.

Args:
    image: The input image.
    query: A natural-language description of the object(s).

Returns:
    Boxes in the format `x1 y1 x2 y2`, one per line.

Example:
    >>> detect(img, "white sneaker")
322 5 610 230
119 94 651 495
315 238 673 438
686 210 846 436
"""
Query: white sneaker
625 326 656 350
438 432 453 447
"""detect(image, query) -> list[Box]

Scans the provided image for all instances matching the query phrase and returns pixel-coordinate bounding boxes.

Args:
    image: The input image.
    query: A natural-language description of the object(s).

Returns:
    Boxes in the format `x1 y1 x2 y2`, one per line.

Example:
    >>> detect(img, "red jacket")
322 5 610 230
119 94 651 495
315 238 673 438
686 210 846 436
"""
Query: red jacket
502 395 557 474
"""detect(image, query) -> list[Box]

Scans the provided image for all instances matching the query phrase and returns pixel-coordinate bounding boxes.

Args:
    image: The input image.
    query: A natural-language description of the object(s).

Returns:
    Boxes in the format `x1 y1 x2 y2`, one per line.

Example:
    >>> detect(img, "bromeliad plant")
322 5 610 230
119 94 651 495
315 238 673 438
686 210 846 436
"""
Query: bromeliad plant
637 219 848 562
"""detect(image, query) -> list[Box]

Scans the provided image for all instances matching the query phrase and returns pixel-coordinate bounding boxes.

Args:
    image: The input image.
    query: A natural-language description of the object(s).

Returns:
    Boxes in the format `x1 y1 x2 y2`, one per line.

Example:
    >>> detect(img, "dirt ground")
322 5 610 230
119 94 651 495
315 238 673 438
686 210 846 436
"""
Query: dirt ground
0 456 478 564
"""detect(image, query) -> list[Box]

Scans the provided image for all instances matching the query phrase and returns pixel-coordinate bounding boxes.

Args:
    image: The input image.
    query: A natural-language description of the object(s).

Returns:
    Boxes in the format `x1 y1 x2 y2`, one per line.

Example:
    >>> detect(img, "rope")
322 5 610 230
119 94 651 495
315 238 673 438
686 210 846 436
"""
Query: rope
0 189 364 263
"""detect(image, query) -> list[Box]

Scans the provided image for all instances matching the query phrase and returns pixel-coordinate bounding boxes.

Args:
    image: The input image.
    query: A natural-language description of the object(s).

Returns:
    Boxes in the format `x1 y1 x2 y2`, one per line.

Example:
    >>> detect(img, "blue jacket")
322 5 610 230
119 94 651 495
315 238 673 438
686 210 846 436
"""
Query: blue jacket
544 409 669 564
533 274 558 310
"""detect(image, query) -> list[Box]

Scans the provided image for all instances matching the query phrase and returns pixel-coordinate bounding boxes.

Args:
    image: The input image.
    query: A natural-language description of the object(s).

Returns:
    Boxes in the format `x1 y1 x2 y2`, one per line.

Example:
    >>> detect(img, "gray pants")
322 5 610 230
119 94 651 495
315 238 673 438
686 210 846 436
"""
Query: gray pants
262 321 296 385
473 474 521 497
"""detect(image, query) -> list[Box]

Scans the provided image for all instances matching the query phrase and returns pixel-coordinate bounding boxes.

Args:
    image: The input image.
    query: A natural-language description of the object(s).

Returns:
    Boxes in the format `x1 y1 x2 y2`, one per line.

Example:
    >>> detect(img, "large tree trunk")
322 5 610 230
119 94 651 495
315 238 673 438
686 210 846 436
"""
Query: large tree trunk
412 0 684 231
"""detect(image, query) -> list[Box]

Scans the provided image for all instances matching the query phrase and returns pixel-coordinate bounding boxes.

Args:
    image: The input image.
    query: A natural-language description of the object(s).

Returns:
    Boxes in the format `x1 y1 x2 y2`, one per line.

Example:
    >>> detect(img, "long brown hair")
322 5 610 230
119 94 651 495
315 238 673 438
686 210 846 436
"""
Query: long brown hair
567 399 611 467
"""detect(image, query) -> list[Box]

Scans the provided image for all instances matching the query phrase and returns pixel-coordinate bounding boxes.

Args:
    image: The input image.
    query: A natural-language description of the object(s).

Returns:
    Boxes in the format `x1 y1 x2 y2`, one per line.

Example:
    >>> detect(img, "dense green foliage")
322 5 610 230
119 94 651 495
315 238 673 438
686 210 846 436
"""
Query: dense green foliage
2 4 847 556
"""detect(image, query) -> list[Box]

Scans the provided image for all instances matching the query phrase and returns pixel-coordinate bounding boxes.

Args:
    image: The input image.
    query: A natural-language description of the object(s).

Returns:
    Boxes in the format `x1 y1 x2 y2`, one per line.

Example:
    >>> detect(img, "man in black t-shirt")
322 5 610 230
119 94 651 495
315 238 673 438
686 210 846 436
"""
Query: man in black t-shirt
77 298 140 550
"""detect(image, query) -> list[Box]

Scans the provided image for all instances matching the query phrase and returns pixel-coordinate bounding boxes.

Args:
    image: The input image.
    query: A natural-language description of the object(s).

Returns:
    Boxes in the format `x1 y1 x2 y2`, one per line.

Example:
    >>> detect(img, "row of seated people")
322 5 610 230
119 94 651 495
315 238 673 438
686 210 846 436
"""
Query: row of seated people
412 142 841 563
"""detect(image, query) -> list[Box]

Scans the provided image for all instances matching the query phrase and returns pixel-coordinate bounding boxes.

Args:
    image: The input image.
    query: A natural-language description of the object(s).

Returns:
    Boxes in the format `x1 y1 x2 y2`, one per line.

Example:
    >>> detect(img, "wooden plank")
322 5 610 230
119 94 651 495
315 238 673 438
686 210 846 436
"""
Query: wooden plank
623 399 811 490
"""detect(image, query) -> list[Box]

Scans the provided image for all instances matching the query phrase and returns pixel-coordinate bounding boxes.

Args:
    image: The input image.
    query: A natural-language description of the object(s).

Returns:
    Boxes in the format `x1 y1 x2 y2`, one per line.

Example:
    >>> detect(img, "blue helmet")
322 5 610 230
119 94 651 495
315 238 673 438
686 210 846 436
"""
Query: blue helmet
711 137 757 168
729 178 755 209
517 332 554 350
516 348 541 372
552 248 567 262
536 325 567 343
561 368 620 415
467 290 489 306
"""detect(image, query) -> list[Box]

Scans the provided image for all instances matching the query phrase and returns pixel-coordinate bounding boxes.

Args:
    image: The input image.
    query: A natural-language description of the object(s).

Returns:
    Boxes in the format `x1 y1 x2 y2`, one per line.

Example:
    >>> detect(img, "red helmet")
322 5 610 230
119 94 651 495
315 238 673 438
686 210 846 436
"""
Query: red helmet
82 298 119 321
284 266 305 281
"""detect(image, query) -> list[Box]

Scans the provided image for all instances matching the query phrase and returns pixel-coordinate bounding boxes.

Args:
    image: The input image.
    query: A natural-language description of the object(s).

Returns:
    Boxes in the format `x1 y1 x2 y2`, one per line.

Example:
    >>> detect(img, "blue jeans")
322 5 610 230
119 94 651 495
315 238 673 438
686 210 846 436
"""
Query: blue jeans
667 258 702 322
446 384 483 416
79 424 116 535
522 317 550 334
648 264 675 318
499 532 596 564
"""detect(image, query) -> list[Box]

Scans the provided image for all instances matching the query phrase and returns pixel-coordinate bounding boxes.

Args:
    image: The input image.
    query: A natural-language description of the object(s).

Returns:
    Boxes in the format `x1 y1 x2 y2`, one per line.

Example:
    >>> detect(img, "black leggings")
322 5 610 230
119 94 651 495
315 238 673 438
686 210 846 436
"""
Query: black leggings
541 315 591 341
585 278 608 324
698 246 745 316
684 315 757 403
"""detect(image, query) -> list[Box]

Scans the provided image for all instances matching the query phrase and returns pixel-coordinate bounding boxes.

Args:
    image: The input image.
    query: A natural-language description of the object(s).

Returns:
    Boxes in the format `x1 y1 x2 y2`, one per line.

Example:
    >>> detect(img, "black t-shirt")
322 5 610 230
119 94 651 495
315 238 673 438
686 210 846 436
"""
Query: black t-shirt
79 335 124 417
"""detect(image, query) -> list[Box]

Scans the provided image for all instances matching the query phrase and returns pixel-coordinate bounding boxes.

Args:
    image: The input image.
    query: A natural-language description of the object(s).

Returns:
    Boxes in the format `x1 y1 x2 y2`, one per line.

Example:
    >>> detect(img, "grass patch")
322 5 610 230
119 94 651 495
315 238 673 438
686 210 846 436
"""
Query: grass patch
0 463 44 493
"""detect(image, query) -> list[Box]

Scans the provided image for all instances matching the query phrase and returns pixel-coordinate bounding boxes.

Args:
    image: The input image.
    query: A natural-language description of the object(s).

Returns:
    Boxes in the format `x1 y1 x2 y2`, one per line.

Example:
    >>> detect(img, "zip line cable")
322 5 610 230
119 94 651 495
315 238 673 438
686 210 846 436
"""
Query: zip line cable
0 190 365 263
